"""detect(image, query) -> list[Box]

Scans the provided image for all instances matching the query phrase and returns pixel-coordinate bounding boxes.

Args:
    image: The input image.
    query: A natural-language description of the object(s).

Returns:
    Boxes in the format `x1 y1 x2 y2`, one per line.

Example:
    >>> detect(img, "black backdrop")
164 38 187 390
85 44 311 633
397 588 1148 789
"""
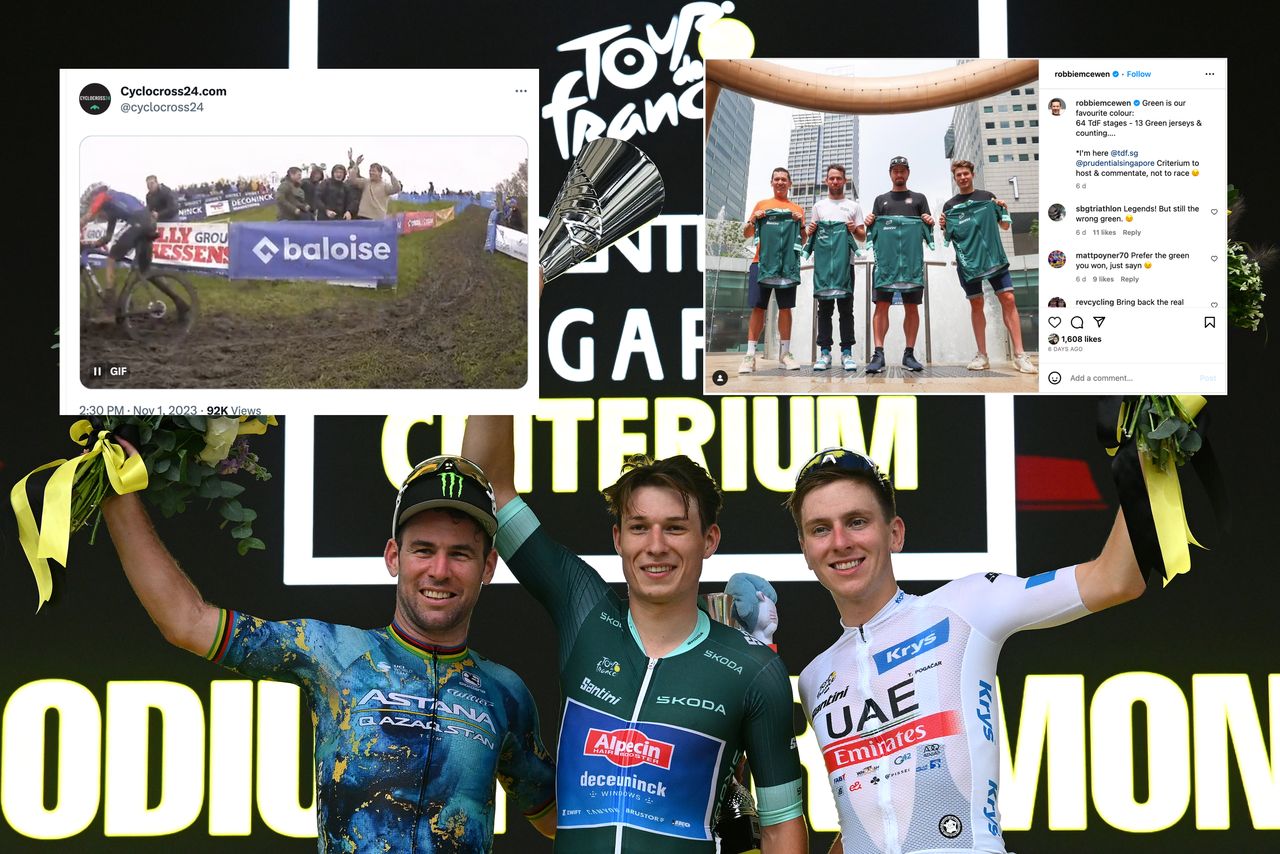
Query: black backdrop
5 1 1276 851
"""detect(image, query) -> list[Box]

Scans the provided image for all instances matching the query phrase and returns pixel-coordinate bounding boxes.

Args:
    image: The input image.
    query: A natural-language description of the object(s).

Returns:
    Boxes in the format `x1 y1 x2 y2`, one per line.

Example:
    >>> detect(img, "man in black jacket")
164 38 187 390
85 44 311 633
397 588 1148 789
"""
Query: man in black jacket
303 165 326 220
145 175 178 222
318 163 355 221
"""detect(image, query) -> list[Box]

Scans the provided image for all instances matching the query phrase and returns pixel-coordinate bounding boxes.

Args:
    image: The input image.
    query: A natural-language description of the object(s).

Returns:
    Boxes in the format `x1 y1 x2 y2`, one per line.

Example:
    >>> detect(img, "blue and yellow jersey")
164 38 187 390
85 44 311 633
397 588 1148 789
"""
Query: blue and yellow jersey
208 611 555 853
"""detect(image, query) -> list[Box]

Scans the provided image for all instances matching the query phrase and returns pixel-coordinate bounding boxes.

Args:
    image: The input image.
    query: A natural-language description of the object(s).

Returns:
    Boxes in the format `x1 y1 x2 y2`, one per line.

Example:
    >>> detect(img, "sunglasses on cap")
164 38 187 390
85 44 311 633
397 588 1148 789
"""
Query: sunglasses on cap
795 447 892 493
391 455 496 536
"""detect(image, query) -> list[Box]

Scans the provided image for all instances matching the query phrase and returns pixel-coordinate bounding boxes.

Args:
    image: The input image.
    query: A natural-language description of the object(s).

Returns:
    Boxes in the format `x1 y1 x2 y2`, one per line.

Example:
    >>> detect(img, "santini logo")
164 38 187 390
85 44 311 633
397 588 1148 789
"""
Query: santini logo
873 619 950 674
252 234 392 264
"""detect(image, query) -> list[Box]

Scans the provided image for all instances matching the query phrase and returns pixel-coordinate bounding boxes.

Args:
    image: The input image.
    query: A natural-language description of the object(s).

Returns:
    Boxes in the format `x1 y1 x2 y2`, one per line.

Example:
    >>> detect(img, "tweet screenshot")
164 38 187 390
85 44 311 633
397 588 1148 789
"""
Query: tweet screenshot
61 69 537 416
1039 58 1226 392
701 57 1226 395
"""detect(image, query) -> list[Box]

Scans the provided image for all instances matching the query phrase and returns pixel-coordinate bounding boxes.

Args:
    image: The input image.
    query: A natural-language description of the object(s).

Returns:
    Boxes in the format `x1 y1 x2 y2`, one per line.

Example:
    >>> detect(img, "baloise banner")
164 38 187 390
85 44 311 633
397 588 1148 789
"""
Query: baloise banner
226 219 398 282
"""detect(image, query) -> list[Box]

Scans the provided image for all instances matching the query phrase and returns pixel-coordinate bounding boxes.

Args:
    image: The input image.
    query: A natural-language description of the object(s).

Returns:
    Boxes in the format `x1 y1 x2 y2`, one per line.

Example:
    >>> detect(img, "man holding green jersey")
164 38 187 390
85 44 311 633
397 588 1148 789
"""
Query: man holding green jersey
939 160 1037 374
463 416 808 854
863 156 935 373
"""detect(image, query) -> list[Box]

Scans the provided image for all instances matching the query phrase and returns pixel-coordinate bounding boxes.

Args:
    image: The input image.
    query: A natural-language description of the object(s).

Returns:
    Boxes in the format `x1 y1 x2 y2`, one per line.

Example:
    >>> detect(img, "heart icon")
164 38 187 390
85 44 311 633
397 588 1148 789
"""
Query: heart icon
1211 209 1219 215
1211 302 1218 308
1048 316 1062 327
1211 255 1218 261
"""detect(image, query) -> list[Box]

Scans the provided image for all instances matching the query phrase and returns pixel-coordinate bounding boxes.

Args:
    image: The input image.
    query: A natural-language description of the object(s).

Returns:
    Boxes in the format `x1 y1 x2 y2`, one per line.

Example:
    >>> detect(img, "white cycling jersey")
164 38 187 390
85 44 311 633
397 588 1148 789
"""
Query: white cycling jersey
799 568 1090 854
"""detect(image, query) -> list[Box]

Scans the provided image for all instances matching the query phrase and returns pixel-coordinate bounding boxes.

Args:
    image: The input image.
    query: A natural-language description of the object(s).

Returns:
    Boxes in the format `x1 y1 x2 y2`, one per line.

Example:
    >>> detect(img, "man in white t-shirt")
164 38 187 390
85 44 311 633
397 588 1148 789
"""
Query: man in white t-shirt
787 448 1144 854
807 164 866 371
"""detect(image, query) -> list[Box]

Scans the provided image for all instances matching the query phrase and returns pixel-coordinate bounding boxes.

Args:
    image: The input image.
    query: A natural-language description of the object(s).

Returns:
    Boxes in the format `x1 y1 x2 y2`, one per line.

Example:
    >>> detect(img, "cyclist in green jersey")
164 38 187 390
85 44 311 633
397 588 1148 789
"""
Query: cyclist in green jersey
463 416 808 854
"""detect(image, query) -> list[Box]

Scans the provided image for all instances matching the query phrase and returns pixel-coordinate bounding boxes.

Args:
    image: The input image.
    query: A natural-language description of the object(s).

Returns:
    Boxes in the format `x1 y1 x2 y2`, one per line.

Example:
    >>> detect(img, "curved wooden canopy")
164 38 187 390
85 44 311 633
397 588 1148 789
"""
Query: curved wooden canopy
706 59 1040 135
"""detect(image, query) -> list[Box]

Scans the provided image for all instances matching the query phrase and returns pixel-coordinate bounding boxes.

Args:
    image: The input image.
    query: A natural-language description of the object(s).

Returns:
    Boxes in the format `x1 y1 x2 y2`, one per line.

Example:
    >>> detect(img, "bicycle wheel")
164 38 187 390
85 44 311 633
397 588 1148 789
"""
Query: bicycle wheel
119 268 199 342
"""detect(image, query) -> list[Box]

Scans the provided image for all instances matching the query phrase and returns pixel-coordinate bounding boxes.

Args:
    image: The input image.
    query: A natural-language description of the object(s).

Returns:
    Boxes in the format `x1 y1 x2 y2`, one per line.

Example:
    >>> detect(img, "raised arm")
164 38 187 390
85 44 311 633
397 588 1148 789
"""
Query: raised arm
461 415 517 510
101 492 222 655
1075 508 1146 611
761 816 808 854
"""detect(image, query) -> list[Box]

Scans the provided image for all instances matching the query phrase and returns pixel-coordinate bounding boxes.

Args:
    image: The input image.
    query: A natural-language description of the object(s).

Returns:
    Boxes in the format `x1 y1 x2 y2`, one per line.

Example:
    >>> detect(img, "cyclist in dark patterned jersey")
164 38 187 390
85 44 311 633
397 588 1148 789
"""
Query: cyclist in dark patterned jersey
79 182 159 316
100 450 556 852
786 449 1143 854
463 416 808 853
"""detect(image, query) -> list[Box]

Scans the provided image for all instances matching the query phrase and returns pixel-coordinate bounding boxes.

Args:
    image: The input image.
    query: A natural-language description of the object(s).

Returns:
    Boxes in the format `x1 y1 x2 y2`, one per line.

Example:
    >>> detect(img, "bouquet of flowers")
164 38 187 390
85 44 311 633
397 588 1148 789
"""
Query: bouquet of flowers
1118 395 1203 473
10 414 277 610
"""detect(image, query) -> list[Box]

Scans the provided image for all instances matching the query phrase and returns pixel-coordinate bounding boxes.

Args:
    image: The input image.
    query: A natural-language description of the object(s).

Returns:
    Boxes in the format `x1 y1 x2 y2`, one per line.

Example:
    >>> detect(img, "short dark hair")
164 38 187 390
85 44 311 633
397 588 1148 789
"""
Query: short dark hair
771 167 791 181
950 160 976 174
287 166 302 177
785 467 896 537
396 506 493 556
1049 98 1065 108
370 162 383 173
603 455 723 534
825 164 846 178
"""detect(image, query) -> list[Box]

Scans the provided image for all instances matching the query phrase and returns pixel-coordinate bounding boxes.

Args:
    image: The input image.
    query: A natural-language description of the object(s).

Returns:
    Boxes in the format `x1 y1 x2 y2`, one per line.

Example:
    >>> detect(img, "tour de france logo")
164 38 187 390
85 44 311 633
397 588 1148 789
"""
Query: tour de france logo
79 83 111 115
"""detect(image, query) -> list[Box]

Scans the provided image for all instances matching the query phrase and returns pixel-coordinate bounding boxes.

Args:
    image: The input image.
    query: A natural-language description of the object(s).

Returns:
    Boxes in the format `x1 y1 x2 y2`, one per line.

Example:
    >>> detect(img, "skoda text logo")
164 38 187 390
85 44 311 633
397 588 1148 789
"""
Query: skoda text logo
253 237 280 263
440 471 464 499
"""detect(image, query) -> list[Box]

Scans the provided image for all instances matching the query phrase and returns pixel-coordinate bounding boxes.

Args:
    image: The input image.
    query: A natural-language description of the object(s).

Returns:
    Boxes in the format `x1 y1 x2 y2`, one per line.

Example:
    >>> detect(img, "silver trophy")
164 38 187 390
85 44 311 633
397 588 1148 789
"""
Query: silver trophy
539 137 665 285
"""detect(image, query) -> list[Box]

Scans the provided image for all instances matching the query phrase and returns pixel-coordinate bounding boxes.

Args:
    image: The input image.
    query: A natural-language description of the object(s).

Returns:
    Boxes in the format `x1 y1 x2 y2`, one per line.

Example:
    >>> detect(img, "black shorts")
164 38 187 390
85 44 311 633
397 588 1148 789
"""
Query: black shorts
109 223 157 270
872 287 923 305
747 262 797 310
958 266 1013 299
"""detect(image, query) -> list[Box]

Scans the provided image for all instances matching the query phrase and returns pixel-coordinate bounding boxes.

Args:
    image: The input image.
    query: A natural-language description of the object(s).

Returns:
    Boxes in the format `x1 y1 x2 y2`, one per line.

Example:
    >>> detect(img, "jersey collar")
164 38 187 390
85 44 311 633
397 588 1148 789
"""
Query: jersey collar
626 609 710 659
388 620 470 662
841 587 908 633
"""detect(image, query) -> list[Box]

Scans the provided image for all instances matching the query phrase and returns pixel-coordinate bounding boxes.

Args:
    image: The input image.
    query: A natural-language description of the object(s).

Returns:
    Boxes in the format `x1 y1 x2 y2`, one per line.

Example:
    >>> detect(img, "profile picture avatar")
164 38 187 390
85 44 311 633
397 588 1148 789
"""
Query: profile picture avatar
79 83 111 115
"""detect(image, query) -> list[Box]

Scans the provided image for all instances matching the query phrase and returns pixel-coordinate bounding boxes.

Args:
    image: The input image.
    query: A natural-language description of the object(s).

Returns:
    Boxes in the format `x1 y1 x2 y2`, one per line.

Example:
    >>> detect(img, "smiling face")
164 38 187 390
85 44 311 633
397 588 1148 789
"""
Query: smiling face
770 169 792 200
612 485 720 609
385 509 496 646
798 478 904 625
952 166 974 193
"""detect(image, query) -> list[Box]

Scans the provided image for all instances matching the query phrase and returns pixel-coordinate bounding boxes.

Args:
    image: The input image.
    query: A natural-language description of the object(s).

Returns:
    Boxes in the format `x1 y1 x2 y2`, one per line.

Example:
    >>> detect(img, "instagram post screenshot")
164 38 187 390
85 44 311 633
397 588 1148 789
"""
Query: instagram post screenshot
61 69 538 415
702 57 1227 394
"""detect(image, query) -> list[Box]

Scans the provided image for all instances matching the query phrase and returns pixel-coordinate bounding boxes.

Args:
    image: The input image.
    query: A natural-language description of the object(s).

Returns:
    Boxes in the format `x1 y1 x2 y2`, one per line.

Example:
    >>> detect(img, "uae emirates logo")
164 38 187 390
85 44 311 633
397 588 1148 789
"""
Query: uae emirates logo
439 471 464 498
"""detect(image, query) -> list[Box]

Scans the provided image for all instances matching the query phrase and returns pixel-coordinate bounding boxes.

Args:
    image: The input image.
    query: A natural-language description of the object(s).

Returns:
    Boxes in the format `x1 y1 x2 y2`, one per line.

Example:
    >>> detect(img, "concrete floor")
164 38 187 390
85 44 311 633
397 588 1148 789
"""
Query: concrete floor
705 352 1040 394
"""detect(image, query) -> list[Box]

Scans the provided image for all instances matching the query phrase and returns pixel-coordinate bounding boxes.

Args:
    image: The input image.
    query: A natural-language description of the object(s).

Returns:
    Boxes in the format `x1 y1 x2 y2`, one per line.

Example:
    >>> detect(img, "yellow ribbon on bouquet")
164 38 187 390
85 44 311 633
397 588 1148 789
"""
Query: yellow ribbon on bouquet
9 420 149 611
1109 395 1206 586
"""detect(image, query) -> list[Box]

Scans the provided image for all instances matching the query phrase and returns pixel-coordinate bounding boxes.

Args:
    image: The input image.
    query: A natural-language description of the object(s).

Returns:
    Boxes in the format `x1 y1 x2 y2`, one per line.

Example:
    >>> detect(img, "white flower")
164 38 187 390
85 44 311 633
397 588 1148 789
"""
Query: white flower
198 417 242 465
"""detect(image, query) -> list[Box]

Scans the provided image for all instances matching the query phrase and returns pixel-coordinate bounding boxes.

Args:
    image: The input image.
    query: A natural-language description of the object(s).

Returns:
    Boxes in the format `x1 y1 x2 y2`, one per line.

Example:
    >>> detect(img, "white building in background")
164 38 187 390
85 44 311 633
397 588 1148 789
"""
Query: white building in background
786 112 861 221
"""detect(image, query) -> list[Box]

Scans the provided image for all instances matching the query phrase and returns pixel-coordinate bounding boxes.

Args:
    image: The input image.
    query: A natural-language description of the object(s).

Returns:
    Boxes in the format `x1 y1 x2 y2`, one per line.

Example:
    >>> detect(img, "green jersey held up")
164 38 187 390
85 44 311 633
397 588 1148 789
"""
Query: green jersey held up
866 215 935 291
943 198 1011 281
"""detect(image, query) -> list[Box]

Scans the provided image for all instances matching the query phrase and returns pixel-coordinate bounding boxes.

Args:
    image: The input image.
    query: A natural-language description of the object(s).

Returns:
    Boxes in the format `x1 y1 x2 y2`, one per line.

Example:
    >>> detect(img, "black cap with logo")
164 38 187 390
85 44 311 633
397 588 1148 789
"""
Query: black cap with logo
391 456 498 538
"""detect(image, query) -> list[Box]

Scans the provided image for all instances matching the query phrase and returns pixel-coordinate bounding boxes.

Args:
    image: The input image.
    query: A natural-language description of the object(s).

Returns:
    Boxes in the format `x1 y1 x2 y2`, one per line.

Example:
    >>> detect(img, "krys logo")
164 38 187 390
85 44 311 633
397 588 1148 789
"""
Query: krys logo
439 470 464 499
585 728 674 769
873 619 950 674
542 1 733 160
79 83 111 115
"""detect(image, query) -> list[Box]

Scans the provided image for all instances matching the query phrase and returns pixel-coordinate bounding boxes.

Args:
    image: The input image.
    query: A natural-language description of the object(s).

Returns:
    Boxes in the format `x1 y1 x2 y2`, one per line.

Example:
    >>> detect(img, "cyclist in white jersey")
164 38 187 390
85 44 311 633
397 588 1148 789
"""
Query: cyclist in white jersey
788 449 1144 854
